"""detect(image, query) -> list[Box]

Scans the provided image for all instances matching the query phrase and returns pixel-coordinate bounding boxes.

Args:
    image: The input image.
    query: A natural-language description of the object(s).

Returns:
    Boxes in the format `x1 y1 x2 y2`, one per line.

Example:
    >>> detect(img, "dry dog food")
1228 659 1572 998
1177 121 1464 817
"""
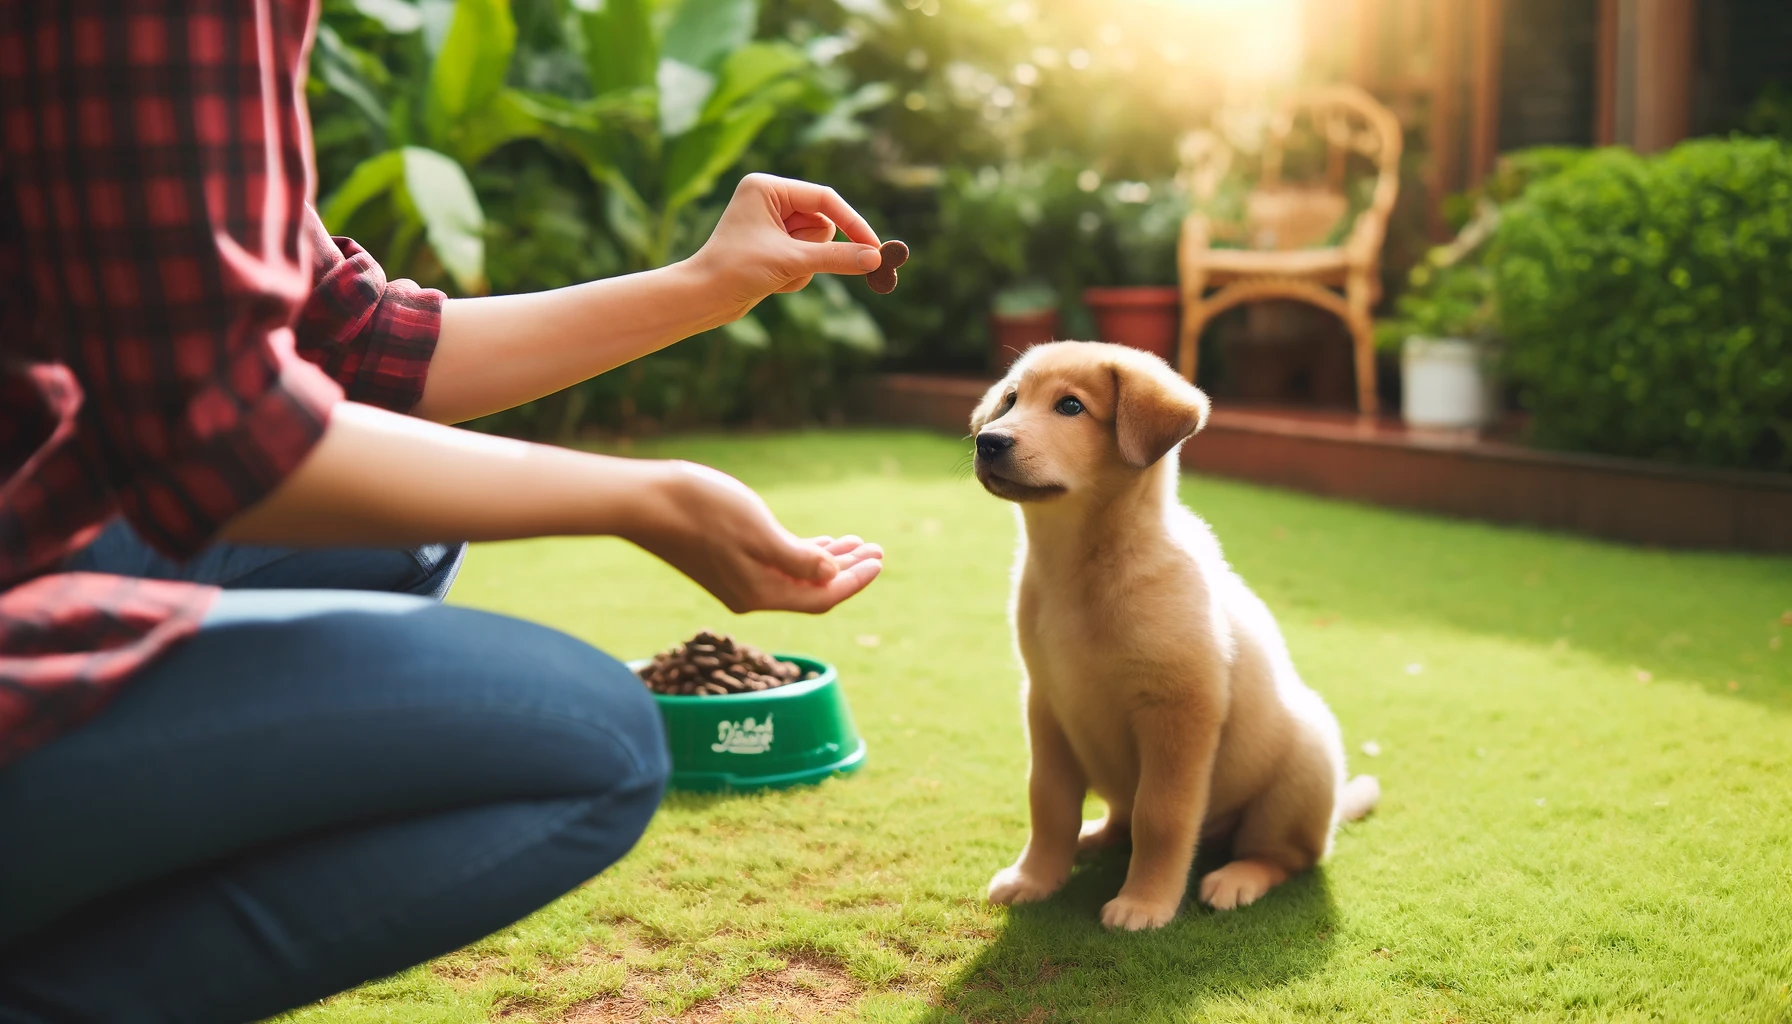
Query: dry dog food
636 630 820 696
866 239 908 294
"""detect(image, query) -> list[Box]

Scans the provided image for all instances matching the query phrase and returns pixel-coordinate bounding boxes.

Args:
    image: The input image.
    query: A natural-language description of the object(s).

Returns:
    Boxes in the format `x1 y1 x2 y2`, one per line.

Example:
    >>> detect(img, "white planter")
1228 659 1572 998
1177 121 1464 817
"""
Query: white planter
1401 336 1494 429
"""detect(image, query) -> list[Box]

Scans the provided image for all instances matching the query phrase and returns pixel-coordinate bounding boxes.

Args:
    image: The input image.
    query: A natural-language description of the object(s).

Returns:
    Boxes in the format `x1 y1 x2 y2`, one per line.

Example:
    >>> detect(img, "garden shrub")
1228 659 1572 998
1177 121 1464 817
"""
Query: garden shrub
1376 147 1593 351
1492 138 1792 470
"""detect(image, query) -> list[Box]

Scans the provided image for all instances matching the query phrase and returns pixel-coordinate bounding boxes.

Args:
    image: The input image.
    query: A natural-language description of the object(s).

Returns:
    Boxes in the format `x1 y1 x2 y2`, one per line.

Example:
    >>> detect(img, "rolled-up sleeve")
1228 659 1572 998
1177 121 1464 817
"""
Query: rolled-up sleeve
3 1 342 559
294 208 443 413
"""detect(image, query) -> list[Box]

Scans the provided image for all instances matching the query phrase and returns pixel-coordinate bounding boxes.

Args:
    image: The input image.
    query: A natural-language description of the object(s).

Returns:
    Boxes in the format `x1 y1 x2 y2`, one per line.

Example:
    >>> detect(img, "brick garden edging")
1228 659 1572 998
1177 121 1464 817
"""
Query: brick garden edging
853 373 1792 553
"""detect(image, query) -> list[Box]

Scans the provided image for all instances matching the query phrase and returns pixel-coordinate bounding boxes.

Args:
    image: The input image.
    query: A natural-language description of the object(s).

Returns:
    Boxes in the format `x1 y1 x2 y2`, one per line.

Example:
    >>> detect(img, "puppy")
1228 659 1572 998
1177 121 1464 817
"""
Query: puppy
972 341 1378 931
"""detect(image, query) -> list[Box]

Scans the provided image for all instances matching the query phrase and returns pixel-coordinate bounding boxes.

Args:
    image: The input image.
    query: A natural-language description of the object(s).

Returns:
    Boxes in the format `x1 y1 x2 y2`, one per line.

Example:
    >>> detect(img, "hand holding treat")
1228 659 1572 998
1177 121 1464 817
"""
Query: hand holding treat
866 240 909 294
689 173 887 325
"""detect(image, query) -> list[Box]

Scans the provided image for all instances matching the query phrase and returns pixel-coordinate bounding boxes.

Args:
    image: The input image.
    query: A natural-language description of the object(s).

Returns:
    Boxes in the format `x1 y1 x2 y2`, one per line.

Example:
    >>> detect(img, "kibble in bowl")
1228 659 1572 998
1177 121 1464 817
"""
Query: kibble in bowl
635 630 822 696
631 635 865 791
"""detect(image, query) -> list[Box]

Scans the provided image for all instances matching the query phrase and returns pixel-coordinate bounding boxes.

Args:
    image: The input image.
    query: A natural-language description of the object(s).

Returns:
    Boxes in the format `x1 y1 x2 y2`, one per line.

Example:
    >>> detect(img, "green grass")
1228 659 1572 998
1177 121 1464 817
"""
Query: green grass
287 430 1792 1024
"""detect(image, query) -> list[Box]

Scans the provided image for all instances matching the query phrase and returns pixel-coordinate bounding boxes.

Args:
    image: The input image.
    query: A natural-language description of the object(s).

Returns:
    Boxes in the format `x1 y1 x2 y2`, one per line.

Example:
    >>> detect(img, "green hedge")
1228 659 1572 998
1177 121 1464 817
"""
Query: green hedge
1493 138 1792 471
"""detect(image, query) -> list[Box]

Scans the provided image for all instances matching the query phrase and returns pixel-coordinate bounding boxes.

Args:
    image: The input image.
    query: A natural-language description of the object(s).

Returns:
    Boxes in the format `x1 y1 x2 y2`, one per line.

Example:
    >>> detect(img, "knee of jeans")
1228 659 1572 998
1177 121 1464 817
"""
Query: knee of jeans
536 643 671 796
595 655 673 788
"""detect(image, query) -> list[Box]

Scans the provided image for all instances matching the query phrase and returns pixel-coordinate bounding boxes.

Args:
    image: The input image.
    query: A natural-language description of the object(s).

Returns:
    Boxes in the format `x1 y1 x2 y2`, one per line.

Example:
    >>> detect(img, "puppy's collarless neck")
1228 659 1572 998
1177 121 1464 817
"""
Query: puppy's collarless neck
1018 461 1178 558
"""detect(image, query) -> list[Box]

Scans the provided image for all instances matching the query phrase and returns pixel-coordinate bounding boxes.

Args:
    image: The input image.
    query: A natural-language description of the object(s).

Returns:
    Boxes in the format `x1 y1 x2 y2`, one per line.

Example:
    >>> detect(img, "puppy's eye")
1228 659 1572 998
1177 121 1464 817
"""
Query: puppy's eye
1055 396 1084 416
1001 392 1017 413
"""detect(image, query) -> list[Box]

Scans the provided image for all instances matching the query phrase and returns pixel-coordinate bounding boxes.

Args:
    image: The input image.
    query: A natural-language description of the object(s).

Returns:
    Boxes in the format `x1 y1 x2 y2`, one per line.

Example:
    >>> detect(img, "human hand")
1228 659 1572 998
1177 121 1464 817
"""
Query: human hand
684 173 884 324
625 460 883 614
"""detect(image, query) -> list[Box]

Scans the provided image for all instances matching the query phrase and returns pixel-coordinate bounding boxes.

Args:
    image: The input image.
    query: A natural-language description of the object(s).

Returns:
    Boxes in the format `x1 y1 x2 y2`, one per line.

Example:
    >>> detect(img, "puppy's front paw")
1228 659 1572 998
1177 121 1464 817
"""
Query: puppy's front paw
1099 894 1179 931
1198 859 1284 911
986 863 1065 905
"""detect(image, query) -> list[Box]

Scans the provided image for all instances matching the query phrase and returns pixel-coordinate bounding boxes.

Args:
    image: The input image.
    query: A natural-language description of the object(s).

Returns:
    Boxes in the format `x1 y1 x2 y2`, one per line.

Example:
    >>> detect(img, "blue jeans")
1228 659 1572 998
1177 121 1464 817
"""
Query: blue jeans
0 524 670 1023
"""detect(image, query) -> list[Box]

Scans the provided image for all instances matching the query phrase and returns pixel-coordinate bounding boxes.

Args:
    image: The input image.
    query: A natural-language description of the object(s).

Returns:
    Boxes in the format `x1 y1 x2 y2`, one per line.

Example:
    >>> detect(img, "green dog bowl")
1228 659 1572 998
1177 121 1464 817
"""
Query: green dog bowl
631 654 866 792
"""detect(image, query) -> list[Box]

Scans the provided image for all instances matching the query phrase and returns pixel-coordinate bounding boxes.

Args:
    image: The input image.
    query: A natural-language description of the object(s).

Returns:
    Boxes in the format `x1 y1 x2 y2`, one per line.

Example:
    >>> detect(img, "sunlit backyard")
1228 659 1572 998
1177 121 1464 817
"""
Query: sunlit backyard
281 430 1792 1024
4 0 1791 1015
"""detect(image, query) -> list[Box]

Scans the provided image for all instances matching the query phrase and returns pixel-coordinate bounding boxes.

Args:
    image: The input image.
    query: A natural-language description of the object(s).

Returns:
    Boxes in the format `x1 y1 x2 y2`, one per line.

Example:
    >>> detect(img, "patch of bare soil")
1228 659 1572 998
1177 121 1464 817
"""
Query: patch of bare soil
563 953 860 1023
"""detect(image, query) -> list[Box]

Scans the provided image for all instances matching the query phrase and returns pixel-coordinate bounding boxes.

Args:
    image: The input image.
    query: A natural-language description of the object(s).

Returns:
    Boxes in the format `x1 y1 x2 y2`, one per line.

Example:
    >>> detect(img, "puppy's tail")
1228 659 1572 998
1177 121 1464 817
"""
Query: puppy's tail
1338 774 1381 822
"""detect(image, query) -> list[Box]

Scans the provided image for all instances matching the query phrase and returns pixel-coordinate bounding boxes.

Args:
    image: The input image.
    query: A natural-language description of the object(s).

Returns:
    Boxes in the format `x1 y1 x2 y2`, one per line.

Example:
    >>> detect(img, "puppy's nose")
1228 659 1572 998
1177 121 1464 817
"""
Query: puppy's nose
976 432 1016 459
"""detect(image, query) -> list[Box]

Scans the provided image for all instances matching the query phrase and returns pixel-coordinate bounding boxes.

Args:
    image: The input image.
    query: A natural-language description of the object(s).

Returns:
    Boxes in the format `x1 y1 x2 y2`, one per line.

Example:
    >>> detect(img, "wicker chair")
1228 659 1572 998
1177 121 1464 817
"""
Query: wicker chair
1175 85 1403 413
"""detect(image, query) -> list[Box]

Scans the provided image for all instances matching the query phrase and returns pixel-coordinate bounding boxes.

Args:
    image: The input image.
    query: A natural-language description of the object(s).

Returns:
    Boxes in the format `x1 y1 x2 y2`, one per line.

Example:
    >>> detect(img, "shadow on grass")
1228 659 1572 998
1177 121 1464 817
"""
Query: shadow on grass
920 848 1339 1024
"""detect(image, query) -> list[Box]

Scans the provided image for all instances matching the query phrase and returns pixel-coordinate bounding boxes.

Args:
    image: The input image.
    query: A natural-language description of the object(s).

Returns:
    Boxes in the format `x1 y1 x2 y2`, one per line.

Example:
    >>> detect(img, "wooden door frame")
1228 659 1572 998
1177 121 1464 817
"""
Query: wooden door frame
1594 0 1695 151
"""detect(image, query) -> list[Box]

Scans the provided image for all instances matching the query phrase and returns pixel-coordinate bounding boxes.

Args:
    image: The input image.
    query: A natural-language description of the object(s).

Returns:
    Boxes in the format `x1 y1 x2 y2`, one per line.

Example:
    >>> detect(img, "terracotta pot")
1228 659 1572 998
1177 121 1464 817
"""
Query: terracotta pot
1083 286 1181 363
988 309 1059 374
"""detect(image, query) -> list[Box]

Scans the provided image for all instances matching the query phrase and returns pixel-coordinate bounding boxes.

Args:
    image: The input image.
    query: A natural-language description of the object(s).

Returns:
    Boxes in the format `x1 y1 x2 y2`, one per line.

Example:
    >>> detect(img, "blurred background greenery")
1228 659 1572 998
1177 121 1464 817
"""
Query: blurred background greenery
308 0 1792 470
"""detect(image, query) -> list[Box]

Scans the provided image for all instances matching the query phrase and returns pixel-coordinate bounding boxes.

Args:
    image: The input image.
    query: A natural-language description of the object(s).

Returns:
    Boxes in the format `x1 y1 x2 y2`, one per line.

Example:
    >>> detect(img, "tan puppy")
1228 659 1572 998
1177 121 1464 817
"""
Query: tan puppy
972 341 1378 931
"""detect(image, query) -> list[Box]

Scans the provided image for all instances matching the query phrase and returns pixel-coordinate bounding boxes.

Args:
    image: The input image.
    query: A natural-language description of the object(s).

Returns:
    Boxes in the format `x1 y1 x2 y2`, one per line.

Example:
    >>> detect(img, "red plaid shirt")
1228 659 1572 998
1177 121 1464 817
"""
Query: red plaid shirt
0 1 442 768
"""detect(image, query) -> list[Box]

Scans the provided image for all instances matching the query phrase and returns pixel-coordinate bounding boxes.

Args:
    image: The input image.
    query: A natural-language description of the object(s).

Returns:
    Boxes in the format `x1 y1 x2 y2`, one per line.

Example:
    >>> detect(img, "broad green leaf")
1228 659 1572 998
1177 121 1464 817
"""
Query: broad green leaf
720 313 770 348
509 88 655 132
387 94 415 148
402 146 487 293
314 25 390 137
603 184 656 261
731 75 809 117
700 41 807 121
320 149 406 231
418 0 454 54
352 0 425 32
657 58 715 137
799 80 895 145
579 88 659 127
314 22 395 88
776 274 884 352
804 30 862 65
579 0 655 95
387 214 426 277
525 93 648 203
543 122 629 193
452 88 549 165
809 274 884 351
505 89 596 129
427 0 517 143
661 100 778 214
661 0 757 72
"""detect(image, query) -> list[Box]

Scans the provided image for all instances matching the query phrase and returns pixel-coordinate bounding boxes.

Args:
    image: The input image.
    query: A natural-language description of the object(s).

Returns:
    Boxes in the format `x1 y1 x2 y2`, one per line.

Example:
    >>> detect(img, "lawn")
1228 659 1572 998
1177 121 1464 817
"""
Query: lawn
285 430 1792 1024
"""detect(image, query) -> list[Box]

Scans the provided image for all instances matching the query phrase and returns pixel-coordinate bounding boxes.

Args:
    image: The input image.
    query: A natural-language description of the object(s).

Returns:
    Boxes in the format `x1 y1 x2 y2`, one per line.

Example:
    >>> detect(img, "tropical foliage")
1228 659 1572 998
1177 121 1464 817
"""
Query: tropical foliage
309 0 1255 423
312 0 537 293
310 0 893 433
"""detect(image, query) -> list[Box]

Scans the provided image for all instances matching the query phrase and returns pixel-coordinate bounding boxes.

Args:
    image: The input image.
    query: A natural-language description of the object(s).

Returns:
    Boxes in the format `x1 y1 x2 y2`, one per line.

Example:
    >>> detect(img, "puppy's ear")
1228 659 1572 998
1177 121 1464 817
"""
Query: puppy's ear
969 378 1012 434
1112 362 1211 468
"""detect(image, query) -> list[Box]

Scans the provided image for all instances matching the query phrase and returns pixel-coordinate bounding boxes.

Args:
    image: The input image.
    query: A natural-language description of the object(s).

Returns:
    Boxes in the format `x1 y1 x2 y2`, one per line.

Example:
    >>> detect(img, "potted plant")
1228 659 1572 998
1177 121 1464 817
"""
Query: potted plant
1377 236 1500 429
1375 149 1599 430
989 280 1059 374
1083 181 1187 362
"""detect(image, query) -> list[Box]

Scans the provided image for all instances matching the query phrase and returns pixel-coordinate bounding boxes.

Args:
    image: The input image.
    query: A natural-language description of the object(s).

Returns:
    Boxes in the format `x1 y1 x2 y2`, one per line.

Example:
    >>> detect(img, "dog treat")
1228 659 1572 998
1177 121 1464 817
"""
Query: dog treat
636 630 820 696
865 239 909 294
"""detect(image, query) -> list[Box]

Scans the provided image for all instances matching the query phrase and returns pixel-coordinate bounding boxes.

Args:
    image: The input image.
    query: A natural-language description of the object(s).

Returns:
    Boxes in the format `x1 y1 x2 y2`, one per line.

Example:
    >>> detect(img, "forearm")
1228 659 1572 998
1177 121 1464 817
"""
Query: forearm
220 401 672 546
221 399 884 614
414 261 732 424
411 173 886 425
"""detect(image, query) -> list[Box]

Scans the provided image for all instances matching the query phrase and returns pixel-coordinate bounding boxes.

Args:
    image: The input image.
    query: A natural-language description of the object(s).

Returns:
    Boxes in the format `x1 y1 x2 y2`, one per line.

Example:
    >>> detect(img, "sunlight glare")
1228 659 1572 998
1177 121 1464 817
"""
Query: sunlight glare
1155 0 1304 85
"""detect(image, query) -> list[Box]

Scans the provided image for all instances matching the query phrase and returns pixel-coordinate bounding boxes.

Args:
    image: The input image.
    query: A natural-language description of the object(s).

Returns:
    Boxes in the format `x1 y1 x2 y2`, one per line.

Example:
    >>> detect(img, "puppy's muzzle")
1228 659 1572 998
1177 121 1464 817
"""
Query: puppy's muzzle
975 431 1015 464
974 430 1063 501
